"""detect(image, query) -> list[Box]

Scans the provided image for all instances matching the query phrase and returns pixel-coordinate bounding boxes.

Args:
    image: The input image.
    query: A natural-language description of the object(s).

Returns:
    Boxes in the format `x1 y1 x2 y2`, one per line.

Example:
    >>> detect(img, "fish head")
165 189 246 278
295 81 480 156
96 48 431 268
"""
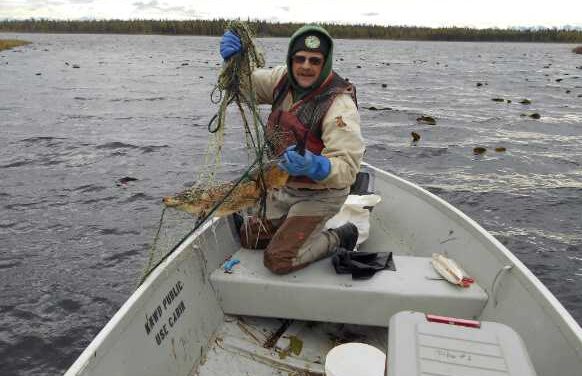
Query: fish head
163 194 204 216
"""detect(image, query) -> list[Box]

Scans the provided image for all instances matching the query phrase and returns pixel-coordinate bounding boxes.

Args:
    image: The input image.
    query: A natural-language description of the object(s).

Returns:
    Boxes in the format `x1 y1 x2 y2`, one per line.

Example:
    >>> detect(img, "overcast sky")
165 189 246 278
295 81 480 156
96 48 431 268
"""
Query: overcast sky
2 0 582 29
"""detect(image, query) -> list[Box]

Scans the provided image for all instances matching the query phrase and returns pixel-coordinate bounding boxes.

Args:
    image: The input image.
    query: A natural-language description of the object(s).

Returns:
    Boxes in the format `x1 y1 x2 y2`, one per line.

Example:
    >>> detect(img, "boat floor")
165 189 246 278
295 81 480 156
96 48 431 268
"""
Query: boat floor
195 315 386 376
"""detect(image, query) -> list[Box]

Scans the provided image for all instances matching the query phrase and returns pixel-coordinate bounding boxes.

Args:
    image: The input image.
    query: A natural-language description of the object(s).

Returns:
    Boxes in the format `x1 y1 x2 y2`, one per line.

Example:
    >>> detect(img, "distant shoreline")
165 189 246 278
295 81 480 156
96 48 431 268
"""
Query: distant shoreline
1 19 582 43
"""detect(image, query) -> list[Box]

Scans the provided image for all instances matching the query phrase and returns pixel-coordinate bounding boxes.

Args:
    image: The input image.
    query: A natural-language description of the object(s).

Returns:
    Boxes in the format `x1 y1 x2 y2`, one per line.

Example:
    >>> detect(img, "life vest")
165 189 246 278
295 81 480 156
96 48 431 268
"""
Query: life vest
266 71 358 158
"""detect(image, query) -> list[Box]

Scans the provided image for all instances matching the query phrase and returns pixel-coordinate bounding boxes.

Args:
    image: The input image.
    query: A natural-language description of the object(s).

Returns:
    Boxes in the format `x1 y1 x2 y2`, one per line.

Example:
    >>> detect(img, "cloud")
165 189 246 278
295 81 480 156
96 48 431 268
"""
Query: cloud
131 1 197 17
133 1 159 11
362 12 379 17
280 6 290 12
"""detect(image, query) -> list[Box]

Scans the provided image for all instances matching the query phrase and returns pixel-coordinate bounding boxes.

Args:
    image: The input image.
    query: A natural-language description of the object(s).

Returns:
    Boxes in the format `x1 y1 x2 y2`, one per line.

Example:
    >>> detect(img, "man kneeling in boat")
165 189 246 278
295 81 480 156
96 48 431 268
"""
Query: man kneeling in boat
220 25 364 274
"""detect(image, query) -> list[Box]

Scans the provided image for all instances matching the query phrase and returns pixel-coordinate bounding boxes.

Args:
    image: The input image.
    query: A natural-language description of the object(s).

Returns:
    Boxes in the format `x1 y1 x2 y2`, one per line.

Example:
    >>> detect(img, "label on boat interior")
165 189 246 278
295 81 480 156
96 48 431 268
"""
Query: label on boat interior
143 280 187 346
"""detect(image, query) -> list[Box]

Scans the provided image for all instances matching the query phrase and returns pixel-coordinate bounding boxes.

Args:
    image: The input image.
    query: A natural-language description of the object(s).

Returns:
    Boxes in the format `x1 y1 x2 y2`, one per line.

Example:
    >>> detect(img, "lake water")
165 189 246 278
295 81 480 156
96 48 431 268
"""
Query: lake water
0 33 581 375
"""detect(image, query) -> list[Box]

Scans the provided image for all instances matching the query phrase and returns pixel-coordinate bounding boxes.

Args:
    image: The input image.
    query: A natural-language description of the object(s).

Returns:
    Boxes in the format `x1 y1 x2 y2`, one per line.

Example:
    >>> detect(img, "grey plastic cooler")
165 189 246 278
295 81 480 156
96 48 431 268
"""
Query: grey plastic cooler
387 311 537 376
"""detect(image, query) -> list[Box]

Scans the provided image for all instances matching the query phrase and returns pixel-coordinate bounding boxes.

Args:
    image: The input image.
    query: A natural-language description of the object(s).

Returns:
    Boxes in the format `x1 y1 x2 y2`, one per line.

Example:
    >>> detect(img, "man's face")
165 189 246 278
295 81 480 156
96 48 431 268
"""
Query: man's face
291 51 325 89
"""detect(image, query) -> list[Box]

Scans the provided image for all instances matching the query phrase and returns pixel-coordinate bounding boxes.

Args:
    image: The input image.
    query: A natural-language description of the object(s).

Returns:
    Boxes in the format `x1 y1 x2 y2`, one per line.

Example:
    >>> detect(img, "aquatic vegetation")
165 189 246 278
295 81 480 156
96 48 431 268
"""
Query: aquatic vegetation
0 39 30 51
411 131 421 143
416 115 436 125
521 113 542 119
473 147 487 155
364 106 392 111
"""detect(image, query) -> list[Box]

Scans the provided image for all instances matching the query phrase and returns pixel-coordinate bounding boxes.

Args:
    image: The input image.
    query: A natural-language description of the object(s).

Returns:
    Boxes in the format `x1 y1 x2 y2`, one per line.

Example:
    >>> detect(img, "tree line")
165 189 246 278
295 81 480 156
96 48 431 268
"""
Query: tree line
1 19 582 43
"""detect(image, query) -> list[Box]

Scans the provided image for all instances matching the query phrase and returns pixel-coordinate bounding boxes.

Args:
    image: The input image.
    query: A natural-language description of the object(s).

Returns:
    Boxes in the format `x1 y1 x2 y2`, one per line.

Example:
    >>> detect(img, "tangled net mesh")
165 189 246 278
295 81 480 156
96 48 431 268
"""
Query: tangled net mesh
140 21 286 283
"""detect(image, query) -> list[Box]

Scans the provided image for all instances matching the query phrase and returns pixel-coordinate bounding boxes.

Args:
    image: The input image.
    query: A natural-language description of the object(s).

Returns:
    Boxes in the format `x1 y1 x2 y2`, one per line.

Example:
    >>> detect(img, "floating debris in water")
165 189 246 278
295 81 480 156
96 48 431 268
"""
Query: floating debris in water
519 99 532 105
72 64 80 68
572 46 582 54
116 177 138 186
473 147 487 155
495 147 507 152
356 65 362 68
364 106 392 111
491 98 505 102
416 115 436 125
529 113 541 119
556 78 563 82
411 131 421 143
381 83 387 88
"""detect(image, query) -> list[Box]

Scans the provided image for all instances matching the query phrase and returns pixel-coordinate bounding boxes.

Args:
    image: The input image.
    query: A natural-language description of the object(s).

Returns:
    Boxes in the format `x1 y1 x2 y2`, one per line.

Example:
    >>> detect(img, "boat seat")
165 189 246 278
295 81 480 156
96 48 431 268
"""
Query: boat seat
210 249 488 327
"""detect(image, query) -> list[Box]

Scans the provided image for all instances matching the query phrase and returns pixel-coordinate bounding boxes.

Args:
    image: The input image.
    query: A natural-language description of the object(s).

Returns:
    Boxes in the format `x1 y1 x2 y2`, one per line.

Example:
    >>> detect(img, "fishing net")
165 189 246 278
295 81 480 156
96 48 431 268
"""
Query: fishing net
140 21 286 284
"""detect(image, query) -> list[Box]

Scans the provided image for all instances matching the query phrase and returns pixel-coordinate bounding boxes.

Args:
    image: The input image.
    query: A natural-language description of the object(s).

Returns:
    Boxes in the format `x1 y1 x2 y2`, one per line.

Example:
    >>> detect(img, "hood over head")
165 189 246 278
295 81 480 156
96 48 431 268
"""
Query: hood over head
286 25 334 99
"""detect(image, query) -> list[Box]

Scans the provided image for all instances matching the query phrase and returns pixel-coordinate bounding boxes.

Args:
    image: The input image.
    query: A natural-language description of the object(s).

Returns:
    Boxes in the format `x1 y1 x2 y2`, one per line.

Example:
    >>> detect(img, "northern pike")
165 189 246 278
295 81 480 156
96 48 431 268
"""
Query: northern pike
163 164 289 217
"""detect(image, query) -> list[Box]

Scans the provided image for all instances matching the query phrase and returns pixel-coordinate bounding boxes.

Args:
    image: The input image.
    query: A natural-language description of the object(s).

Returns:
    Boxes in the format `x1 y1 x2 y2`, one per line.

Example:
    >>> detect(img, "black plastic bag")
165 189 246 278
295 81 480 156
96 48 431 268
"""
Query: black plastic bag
332 249 395 280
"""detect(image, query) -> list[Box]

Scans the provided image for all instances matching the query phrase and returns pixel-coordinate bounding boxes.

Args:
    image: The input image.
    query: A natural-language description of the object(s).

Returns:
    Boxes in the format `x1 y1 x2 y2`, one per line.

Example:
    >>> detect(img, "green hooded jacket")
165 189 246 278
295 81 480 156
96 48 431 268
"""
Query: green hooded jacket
286 25 334 100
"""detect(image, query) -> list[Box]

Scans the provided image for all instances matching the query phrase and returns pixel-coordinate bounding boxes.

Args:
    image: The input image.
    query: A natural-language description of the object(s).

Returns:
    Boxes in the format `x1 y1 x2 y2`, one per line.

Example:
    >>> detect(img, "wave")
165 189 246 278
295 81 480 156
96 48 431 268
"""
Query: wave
95 141 140 150
1 160 33 168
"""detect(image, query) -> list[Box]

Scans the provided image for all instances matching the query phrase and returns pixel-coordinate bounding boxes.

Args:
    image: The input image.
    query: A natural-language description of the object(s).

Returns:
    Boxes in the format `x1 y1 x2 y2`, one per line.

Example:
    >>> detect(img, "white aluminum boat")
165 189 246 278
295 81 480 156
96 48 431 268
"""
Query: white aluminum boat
64 163 582 376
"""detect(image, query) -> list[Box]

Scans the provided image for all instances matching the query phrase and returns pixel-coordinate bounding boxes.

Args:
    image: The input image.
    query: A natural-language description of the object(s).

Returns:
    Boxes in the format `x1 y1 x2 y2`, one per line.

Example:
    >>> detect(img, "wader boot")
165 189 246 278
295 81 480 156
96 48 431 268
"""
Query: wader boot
332 222 359 252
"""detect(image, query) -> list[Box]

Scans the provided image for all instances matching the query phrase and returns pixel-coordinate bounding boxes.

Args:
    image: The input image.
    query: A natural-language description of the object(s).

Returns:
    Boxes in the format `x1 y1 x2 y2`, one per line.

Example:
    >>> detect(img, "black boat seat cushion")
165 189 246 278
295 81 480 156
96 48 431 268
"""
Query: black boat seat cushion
210 249 488 326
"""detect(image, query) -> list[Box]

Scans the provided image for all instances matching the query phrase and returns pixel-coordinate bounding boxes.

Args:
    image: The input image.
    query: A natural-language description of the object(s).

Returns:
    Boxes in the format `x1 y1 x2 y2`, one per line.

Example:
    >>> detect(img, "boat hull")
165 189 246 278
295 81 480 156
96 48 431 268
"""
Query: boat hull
65 164 582 376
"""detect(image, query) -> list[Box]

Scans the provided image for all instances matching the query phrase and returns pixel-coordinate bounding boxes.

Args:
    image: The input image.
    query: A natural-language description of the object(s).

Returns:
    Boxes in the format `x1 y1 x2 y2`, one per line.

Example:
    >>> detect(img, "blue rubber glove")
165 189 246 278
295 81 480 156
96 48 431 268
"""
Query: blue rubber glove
220 31 242 60
279 146 331 181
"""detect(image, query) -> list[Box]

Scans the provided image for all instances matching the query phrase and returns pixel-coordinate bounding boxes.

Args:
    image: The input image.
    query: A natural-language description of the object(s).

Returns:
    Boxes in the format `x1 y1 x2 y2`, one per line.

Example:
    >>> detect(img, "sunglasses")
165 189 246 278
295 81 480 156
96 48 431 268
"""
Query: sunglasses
291 55 323 66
